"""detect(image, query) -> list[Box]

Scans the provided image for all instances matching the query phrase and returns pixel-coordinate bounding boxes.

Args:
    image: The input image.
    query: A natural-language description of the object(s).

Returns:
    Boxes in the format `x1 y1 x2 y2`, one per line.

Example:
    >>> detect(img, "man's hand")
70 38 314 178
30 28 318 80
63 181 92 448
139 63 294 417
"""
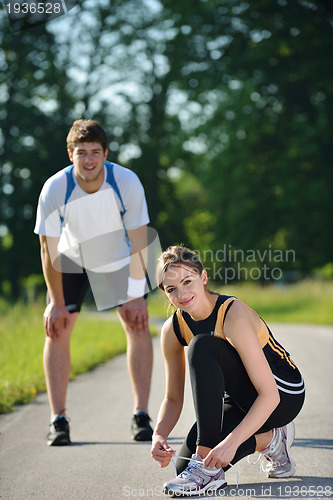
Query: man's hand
43 302 71 339
117 296 148 334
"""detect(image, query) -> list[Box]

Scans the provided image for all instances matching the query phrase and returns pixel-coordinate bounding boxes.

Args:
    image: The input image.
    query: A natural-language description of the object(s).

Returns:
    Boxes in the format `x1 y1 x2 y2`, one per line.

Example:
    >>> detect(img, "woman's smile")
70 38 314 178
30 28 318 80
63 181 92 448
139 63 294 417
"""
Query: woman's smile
179 295 194 307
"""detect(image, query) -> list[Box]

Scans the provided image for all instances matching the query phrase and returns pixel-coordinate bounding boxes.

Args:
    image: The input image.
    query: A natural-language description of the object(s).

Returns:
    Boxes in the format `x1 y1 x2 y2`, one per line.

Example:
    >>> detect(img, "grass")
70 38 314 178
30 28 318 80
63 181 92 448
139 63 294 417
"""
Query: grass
148 280 333 325
0 280 332 414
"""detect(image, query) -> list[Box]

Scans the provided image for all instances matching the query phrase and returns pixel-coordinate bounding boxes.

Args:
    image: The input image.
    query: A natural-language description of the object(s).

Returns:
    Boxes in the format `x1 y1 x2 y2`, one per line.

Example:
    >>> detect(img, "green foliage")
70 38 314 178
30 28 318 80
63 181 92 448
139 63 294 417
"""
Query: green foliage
0 15 76 298
315 263 333 281
162 0 333 274
0 0 332 298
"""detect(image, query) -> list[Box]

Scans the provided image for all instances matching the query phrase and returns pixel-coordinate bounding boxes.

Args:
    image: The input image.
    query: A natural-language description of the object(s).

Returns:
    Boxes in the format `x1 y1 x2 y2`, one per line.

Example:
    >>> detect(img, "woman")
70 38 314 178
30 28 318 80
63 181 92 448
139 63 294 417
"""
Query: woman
151 245 305 497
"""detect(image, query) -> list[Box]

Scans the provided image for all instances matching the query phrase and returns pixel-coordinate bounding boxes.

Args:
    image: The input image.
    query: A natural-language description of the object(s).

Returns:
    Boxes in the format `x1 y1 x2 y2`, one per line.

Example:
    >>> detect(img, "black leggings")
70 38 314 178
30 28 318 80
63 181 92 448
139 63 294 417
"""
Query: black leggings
176 334 305 473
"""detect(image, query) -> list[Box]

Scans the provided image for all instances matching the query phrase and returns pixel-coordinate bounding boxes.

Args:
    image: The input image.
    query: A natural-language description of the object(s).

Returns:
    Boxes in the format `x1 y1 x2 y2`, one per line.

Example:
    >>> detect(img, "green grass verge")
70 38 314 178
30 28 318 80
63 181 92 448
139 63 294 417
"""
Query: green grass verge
220 280 333 325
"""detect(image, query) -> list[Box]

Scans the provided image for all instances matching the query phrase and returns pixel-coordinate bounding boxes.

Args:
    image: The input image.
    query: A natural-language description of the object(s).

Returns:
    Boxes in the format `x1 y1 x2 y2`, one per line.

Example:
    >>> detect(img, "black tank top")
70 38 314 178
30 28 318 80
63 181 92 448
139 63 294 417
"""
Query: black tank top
172 294 305 393
172 295 234 346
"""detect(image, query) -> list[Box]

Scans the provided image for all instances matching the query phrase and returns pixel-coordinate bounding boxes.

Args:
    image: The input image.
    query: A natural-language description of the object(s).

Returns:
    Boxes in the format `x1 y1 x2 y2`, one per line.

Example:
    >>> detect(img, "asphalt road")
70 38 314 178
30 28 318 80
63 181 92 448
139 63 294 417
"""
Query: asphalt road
0 323 332 499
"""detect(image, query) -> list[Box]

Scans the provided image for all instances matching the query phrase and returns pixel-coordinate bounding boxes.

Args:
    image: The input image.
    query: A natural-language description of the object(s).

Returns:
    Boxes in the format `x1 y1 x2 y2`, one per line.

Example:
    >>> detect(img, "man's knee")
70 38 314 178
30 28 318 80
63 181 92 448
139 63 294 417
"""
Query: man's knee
124 325 151 341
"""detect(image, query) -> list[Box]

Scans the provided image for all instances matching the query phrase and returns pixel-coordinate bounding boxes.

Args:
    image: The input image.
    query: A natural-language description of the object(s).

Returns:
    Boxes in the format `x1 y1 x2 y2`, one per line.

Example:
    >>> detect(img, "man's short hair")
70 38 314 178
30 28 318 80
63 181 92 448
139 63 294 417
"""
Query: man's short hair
66 119 108 152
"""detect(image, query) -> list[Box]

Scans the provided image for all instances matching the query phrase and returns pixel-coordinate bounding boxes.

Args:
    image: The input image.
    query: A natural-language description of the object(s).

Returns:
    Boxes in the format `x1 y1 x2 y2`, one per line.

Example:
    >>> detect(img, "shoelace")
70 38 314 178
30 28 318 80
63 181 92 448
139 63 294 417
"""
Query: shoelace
247 451 284 474
247 453 269 474
171 454 239 488
247 427 287 474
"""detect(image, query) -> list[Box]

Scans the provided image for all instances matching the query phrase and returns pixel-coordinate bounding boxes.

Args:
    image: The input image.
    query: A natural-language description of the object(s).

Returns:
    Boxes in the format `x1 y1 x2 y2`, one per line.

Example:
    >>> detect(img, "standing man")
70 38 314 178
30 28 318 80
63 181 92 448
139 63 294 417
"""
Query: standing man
34 119 154 445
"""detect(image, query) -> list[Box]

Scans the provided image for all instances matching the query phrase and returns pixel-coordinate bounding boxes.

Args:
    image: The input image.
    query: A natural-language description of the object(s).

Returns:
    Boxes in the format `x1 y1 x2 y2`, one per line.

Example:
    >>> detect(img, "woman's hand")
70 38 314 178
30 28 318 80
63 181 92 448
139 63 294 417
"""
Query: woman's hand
203 437 238 469
151 434 175 468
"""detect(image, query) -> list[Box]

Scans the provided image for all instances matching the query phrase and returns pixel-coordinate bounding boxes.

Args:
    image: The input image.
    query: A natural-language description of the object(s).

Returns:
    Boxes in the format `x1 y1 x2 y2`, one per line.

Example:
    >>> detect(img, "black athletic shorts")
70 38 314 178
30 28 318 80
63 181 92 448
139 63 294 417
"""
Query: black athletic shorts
47 257 133 313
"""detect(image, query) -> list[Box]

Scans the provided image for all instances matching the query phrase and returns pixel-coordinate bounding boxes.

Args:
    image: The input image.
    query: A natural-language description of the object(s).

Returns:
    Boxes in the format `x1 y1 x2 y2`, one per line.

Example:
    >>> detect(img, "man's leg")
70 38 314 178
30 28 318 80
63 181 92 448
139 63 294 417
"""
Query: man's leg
43 312 79 418
117 309 153 441
116 310 153 414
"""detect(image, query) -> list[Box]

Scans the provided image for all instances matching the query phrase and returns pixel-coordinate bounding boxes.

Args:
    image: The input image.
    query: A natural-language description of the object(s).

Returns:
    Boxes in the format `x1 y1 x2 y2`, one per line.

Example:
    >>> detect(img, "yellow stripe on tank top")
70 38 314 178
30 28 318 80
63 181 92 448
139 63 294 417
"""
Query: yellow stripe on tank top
268 336 297 369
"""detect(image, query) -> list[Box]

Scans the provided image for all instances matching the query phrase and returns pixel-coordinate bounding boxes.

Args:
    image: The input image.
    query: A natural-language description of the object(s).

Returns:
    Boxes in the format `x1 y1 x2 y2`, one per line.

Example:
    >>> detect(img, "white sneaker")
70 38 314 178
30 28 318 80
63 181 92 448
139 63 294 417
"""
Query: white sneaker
262 422 296 478
163 454 227 497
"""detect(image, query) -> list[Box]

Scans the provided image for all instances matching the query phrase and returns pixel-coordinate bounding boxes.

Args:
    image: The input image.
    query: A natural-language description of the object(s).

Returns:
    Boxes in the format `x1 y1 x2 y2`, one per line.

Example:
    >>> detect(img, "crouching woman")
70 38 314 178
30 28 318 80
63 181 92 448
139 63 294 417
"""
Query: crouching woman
151 245 305 497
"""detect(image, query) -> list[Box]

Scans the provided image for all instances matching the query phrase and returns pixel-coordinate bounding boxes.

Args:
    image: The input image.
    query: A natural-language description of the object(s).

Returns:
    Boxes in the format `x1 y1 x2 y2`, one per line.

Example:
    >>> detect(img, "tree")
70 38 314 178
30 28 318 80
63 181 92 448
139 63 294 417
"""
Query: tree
161 0 333 276
0 13 75 298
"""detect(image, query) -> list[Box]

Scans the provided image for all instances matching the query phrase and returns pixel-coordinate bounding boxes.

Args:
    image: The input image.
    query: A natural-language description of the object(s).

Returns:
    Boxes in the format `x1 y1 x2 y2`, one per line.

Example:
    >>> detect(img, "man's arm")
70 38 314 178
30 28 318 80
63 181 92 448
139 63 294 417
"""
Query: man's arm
39 235 71 338
128 224 148 281
117 225 149 333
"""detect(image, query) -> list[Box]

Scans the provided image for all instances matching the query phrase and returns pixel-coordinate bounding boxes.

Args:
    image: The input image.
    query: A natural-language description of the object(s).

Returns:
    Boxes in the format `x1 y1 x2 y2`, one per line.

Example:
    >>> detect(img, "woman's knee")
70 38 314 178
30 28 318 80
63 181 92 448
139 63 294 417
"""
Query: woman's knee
188 333 210 351
188 334 236 371
187 334 217 365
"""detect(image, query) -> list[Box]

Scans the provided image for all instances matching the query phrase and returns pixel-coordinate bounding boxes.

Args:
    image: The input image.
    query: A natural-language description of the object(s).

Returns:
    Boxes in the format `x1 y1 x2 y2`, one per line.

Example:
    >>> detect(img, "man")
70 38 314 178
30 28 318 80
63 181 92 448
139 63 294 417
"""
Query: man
34 119 154 445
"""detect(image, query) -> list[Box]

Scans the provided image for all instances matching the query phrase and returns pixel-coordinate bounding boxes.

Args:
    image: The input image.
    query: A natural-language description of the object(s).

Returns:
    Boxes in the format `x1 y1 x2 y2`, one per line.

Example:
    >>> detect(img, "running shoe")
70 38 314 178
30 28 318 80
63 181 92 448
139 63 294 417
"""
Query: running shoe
47 415 71 446
262 422 296 478
131 411 153 441
163 454 227 497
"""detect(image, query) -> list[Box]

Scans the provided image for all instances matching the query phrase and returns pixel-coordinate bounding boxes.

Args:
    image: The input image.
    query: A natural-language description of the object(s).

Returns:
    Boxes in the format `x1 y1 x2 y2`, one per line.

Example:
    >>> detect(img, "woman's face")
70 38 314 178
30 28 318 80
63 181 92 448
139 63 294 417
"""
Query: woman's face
163 264 208 311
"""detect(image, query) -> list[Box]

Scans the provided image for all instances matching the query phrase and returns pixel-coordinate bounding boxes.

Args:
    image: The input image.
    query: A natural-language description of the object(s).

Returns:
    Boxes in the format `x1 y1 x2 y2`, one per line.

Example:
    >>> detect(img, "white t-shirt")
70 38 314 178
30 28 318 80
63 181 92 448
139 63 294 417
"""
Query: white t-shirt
34 162 150 272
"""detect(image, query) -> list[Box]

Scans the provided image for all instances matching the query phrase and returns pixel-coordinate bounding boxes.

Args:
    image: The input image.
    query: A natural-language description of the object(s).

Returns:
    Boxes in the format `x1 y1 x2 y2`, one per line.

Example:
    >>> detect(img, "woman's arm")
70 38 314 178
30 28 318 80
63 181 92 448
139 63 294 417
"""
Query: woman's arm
204 301 280 468
151 316 186 468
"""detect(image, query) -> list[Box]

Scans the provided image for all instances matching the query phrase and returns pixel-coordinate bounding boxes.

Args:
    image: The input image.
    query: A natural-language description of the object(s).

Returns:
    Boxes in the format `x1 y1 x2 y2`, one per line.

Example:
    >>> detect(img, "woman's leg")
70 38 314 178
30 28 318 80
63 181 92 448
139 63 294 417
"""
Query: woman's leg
187 334 304 446
176 400 259 474
184 334 304 472
187 334 259 449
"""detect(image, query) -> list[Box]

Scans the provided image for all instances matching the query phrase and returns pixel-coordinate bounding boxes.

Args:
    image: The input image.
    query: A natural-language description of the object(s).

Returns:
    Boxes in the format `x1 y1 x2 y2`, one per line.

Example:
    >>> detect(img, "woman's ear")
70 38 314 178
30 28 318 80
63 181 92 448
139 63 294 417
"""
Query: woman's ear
201 269 209 286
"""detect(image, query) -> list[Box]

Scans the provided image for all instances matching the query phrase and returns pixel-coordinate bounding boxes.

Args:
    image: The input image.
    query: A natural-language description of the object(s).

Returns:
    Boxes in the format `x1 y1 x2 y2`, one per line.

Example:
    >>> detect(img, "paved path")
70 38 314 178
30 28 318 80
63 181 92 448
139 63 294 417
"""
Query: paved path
0 323 332 499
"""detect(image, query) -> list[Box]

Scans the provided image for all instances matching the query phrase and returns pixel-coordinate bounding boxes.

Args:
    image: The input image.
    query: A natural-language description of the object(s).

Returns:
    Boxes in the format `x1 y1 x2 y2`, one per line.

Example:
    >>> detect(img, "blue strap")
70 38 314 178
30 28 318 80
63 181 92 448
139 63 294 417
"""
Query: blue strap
59 165 76 225
105 161 127 217
105 161 130 250
64 165 76 204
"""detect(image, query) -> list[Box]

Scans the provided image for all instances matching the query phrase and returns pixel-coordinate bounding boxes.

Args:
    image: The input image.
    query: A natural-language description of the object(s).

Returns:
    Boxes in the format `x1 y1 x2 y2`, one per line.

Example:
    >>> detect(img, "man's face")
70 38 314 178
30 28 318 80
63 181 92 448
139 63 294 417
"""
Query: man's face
68 142 108 193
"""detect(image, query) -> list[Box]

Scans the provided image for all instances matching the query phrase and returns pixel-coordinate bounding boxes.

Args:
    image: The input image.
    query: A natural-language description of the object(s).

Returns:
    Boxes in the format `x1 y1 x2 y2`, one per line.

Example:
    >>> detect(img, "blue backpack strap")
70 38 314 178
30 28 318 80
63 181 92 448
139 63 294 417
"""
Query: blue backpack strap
105 161 130 250
105 161 127 217
64 165 76 205
59 165 76 225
